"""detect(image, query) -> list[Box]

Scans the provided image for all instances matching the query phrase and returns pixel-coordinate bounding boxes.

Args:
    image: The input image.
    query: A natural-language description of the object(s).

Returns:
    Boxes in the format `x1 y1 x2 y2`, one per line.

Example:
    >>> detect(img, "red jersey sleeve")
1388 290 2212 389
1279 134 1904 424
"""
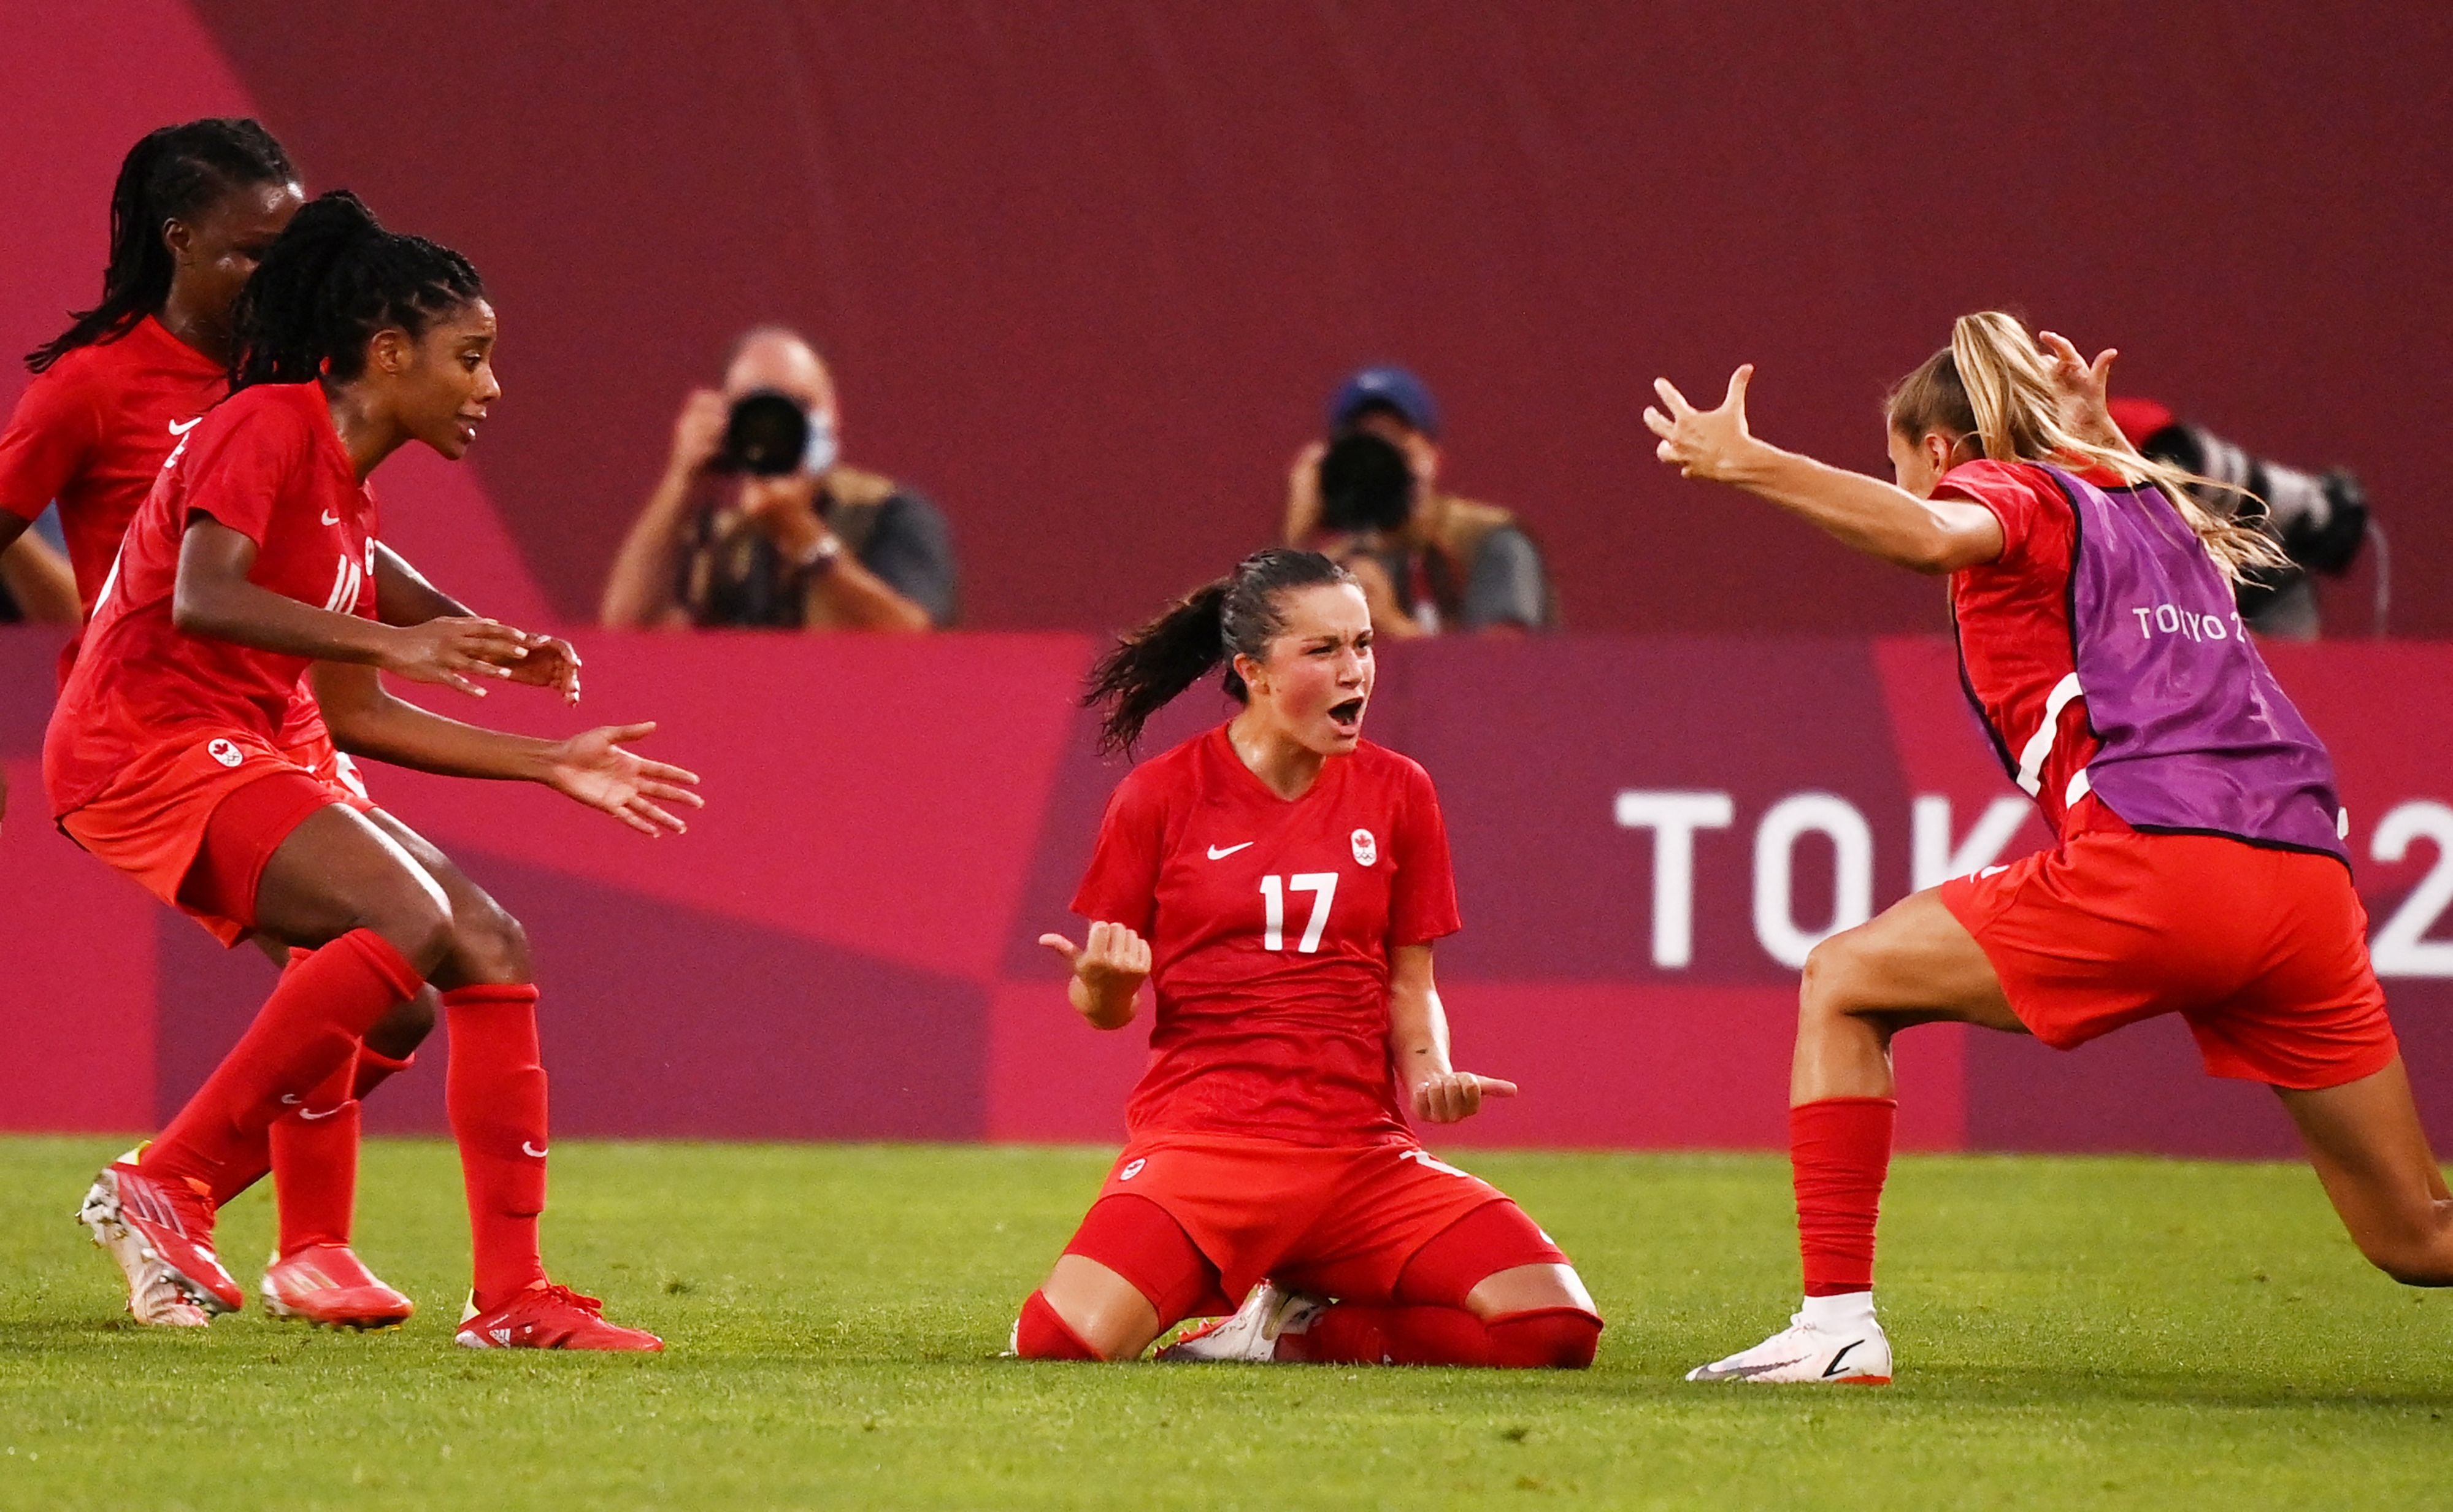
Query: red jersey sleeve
1933 459 2056 569
1070 769 1165 935
179 398 313 547
1387 759 1461 947
0 367 101 523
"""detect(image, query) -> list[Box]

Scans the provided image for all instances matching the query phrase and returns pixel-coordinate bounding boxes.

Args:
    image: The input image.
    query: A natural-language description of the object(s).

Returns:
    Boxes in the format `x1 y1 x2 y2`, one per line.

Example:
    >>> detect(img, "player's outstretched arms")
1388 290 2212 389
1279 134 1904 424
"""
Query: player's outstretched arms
309 662 702 836
1038 922 1149 1030
1388 943 1518 1124
374 542 582 704
1643 366 2004 575
174 520 533 696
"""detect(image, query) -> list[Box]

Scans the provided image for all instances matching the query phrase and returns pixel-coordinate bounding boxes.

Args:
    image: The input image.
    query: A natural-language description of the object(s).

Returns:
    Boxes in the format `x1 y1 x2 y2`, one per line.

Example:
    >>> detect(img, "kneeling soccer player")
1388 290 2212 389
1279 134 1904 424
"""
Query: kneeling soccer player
1012 548 1601 1368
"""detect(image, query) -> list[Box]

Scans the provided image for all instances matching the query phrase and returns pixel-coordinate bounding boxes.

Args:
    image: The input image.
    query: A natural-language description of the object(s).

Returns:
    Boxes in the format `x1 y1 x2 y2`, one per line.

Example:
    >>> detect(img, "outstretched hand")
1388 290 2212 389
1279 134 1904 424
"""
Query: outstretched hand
1410 1069 1519 1126
1643 366 1757 482
382 616 535 698
2037 329 2124 450
543 720 704 836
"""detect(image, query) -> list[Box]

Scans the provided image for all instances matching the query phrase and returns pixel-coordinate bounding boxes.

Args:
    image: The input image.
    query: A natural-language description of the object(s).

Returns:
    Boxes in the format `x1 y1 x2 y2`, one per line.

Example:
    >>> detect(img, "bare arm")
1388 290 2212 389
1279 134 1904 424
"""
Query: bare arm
601 390 726 629
1645 367 2005 576
175 519 533 696
0 530 82 625
802 548 933 633
1038 921 1150 1030
376 542 582 703
1388 943 1517 1124
310 661 700 836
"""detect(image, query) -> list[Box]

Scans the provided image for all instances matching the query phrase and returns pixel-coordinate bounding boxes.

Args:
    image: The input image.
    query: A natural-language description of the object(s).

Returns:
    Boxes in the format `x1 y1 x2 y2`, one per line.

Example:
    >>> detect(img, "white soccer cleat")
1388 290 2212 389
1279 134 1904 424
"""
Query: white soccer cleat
75 1151 214 1328
1155 1282 1327 1363
1686 1313 1892 1384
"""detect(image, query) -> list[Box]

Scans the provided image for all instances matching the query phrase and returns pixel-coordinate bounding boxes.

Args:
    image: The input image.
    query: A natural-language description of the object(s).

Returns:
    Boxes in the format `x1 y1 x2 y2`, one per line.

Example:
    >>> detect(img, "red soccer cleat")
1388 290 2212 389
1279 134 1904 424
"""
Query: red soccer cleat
76 1161 244 1319
261 1244 417 1330
454 1282 664 1352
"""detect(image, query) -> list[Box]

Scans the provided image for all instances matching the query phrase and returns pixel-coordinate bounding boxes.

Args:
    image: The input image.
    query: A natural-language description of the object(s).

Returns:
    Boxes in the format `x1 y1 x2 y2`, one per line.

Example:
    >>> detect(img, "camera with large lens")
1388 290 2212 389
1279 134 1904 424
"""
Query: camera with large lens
1315 431 1417 537
2131 417 2371 627
715 389 813 477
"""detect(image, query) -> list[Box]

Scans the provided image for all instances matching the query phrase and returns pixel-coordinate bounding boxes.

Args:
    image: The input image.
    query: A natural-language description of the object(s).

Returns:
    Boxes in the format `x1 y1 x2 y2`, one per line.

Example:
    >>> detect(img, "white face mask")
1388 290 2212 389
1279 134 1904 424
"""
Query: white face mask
803 410 839 476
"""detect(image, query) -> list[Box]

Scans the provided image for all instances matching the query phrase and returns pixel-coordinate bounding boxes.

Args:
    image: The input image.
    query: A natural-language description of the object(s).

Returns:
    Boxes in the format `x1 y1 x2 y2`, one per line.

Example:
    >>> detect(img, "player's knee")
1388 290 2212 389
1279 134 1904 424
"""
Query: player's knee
361 889 456 977
447 899 531 985
367 988 437 1054
1799 934 1866 1022
1484 1307 1602 1370
2359 1232 2453 1288
1012 1290 1108 1362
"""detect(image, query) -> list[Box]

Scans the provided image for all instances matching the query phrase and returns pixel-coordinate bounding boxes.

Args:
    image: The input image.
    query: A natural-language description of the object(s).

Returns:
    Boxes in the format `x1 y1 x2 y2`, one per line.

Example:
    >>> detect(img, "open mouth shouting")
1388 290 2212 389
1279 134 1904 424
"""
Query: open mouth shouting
1327 696 1366 735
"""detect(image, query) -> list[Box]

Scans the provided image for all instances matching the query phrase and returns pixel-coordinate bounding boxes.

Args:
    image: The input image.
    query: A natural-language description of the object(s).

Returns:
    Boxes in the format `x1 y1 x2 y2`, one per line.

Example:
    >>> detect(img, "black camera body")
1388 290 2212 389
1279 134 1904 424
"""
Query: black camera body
715 389 812 477
1315 431 1417 536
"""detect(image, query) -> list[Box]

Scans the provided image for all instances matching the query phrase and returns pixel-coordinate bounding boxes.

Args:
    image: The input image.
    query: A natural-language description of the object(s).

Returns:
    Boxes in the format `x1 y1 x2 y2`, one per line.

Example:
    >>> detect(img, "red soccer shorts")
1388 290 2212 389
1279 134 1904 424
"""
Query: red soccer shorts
1063 1134 1557 1310
1938 824 2397 1091
60 730 371 947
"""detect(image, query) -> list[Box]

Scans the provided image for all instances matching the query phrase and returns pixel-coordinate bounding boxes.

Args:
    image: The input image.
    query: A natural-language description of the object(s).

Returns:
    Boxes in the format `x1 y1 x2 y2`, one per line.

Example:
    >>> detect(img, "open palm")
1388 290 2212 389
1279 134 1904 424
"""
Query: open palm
1643 366 1756 482
545 721 703 836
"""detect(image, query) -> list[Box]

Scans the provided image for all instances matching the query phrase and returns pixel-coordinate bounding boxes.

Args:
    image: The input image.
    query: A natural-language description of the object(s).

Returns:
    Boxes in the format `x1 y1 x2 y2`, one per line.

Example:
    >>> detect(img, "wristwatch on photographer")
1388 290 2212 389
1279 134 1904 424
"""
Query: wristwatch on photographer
791 532 843 580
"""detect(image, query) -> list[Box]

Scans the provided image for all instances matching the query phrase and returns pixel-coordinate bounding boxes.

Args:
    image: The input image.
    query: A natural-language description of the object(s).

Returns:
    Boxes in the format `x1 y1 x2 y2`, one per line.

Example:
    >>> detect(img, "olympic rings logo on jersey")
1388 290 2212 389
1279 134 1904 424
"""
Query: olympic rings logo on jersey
1118 1158 1147 1182
207 739 244 769
1351 828 1377 867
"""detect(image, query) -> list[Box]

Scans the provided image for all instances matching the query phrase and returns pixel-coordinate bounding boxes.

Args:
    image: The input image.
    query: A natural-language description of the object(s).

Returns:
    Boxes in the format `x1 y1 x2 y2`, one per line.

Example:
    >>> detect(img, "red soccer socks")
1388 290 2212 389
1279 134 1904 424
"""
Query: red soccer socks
1791 1096 1897 1298
146 929 423 1194
266 1049 359 1254
1277 1302 1600 1368
1013 1290 1104 1360
444 984 551 1310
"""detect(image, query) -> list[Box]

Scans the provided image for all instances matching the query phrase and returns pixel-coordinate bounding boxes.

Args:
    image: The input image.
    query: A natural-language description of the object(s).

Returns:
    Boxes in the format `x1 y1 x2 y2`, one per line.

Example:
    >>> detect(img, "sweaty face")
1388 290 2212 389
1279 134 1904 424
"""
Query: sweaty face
1238 583 1375 757
169 178 304 340
392 300 501 461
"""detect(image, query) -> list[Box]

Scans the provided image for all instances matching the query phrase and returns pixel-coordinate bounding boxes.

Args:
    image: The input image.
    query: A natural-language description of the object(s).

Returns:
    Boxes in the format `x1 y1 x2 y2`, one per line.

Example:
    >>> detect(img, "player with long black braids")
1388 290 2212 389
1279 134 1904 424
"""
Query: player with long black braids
48 190 699 1351
1012 548 1601 1368
3 121 582 1332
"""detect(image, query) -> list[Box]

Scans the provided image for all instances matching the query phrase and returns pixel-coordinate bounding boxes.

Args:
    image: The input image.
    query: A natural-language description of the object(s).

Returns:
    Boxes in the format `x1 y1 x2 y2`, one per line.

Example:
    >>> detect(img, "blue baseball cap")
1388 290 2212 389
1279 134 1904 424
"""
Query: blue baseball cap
1327 365 1440 439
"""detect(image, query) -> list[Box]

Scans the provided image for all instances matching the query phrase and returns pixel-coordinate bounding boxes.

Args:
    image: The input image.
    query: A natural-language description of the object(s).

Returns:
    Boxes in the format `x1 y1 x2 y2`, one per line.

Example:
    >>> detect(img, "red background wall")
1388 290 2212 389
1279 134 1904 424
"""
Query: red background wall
5 4 2446 635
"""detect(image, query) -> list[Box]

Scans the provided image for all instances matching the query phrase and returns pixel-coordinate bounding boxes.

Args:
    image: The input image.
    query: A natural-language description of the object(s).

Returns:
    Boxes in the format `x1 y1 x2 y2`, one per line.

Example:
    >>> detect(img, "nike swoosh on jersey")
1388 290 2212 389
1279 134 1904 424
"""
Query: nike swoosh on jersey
1207 842 1254 860
296 1107 345 1121
167 417 202 435
521 1142 549 1158
321 510 342 525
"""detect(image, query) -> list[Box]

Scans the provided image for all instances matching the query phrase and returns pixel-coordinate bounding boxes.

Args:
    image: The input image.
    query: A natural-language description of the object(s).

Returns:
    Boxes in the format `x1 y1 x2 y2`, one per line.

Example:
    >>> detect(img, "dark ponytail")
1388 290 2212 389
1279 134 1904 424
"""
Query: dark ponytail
26 118 296 372
229 190 485 390
1086 548 1357 754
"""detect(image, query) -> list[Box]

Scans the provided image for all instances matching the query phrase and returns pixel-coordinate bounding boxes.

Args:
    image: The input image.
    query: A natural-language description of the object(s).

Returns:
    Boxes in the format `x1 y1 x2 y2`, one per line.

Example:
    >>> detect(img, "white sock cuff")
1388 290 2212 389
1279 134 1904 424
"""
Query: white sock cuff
1800 1291 1876 1331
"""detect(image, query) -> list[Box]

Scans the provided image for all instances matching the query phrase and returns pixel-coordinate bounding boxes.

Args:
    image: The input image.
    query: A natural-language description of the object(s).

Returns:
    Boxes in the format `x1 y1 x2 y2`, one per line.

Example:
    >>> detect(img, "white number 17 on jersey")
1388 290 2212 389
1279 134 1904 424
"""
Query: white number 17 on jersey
1260 872 1338 952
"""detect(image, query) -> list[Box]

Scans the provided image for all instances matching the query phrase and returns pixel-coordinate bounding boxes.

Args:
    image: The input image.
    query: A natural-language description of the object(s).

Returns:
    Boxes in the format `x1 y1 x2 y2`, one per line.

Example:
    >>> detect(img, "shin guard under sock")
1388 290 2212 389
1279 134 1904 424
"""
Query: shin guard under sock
267 1048 361 1254
147 930 423 1193
1791 1096 1897 1297
444 984 550 1309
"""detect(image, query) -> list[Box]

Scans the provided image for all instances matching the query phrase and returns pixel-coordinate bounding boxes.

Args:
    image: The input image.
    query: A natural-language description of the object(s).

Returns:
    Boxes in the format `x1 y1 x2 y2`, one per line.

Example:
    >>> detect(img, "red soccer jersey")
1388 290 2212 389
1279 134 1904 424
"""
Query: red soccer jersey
0 317 227 613
1937 458 2128 840
45 382 379 816
1071 724 1462 1146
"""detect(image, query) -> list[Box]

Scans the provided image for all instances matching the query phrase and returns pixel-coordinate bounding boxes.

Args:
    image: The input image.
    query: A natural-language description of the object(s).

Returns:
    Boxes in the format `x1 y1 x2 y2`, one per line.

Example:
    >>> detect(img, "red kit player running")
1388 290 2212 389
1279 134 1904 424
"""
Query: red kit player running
1010 549 1601 1368
45 190 699 1350
0 121 577 1330
1646 312 2447 1384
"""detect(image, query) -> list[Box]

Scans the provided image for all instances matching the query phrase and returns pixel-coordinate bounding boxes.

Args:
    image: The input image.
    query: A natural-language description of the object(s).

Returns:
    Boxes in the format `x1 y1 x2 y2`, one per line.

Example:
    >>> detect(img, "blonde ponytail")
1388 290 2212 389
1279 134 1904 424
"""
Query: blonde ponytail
1890 312 2286 582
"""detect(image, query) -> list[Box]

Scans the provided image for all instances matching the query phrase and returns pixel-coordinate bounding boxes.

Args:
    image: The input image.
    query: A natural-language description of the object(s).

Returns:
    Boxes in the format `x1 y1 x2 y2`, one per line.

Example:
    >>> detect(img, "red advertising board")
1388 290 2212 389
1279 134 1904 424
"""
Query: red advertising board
1 629 2443 1158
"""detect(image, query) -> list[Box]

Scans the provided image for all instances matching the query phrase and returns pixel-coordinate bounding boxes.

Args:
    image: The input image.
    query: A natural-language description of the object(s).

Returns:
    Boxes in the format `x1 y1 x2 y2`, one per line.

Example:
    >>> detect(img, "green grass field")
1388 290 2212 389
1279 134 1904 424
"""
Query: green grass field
1 1137 2446 1510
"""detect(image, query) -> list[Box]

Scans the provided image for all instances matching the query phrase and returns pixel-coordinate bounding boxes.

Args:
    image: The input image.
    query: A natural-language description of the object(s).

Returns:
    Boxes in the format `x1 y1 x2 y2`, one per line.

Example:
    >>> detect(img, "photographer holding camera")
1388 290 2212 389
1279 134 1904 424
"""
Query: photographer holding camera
600 327 957 632
1282 366 1551 637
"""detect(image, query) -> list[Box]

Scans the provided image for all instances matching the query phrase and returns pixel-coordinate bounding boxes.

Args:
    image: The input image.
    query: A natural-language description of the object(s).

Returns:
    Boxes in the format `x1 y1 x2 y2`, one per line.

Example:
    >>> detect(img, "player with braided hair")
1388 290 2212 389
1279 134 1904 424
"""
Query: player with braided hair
2 124 580 1331
50 190 699 1351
